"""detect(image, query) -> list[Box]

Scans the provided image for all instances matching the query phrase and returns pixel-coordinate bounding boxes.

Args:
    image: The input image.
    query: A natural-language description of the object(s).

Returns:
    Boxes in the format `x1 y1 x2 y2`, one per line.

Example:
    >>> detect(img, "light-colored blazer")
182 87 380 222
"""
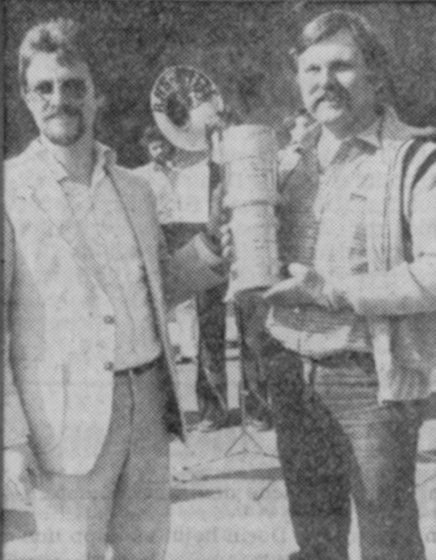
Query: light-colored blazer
4 139 224 474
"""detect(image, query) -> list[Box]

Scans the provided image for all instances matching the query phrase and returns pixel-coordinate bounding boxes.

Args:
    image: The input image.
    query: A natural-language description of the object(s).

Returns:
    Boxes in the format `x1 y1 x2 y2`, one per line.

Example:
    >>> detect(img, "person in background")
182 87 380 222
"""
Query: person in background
133 127 199 363
133 127 177 225
135 125 229 432
278 108 316 177
244 10 436 560
4 18 226 560
290 108 314 146
282 108 314 147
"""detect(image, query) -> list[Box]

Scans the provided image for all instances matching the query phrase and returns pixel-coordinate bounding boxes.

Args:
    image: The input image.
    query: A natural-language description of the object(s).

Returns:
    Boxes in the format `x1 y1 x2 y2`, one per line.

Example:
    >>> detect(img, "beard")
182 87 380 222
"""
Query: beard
41 106 86 146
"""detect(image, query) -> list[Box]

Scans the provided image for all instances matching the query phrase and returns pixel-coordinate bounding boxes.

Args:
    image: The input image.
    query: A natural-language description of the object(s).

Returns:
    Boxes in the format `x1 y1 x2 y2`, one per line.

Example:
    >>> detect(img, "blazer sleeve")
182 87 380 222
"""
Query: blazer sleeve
339 143 436 316
3 214 30 447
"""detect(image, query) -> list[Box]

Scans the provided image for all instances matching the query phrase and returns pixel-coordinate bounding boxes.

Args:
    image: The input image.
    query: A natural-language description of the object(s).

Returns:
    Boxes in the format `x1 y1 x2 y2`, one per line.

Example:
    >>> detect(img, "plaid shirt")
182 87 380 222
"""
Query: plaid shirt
271 108 436 391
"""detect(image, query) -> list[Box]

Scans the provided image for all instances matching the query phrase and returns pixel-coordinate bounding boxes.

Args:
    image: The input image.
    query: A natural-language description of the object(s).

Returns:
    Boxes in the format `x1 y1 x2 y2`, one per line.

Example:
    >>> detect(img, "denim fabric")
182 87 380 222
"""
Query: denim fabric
266 344 425 560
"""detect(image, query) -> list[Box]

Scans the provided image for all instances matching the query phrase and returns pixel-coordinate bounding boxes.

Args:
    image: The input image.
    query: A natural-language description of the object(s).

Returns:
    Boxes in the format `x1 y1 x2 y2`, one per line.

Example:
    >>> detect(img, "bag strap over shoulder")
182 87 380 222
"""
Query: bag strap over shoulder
397 136 436 262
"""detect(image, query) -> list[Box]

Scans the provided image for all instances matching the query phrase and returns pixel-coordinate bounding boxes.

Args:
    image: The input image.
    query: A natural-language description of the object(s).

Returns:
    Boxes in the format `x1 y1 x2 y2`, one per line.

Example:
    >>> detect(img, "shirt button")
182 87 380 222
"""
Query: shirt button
104 361 115 371
104 315 115 324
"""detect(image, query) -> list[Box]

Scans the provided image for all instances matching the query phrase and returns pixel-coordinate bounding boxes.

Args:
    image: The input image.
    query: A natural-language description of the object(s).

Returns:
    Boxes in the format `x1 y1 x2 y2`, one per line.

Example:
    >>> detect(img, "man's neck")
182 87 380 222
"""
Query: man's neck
42 135 95 185
323 107 379 141
318 108 381 170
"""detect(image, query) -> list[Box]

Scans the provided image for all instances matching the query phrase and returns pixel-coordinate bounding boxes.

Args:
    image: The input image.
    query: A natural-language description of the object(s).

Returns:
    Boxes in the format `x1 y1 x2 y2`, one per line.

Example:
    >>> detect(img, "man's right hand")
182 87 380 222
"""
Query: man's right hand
278 145 302 179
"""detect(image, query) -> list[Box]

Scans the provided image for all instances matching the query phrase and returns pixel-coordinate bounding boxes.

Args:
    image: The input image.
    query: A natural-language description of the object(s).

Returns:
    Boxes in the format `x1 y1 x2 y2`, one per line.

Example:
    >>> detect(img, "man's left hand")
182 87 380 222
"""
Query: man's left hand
263 263 331 309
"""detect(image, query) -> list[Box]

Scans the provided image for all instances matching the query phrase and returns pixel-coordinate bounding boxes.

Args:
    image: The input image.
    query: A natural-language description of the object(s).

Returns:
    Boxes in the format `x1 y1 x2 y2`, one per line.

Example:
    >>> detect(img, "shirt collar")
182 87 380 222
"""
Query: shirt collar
92 142 116 185
317 114 382 169
30 137 116 183
354 117 381 148
317 104 430 155
304 105 434 170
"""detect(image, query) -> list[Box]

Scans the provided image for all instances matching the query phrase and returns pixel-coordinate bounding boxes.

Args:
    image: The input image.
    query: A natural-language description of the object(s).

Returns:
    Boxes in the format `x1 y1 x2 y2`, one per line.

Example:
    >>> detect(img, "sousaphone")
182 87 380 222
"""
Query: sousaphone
150 66 224 152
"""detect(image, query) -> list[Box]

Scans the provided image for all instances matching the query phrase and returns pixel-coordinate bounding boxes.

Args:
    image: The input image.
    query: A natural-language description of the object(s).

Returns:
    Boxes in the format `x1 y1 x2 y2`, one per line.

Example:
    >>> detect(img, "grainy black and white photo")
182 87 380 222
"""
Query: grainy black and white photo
3 1 436 559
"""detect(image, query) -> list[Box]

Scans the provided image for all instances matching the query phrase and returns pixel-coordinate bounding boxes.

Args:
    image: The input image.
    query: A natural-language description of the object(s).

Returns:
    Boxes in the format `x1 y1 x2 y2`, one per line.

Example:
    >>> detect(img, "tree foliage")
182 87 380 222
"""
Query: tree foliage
5 0 436 166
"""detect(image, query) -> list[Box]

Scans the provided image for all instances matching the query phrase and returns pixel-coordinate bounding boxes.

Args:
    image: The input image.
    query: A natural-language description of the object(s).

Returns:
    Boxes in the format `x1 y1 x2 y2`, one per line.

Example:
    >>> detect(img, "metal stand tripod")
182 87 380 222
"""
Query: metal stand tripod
189 301 277 477
187 369 280 502
221 383 275 459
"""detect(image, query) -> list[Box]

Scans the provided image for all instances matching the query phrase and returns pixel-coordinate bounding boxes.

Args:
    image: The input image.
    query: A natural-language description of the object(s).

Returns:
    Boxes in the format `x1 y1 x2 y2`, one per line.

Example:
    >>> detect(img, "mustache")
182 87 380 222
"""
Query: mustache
313 85 352 110
44 105 82 120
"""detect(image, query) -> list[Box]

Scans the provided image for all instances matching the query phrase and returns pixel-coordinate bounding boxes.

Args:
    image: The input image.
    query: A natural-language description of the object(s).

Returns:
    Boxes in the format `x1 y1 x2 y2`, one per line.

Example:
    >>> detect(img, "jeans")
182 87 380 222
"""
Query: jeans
266 342 426 560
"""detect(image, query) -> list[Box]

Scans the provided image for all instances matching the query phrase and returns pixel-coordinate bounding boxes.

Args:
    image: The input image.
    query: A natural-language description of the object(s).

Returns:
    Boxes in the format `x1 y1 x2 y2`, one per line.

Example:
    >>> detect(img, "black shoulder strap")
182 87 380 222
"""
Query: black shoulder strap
399 136 436 262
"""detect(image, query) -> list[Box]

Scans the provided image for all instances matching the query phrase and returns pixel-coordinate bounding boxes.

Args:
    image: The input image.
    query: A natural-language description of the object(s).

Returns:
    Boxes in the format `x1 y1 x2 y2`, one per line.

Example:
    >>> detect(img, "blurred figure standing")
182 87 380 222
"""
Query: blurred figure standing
134 127 228 431
133 127 199 362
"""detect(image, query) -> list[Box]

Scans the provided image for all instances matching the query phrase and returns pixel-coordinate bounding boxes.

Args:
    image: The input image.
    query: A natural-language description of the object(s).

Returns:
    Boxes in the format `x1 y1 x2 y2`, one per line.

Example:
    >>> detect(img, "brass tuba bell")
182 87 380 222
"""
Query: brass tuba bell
150 65 224 152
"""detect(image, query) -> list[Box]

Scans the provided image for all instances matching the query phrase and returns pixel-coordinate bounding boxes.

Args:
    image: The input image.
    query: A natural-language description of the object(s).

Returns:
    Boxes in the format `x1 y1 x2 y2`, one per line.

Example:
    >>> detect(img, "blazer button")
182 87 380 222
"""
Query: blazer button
104 315 115 324
104 361 115 371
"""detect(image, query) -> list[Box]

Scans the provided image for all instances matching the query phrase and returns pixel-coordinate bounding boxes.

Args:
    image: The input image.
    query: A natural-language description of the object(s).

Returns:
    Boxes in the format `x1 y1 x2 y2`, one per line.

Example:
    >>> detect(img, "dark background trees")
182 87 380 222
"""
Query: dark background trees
4 0 436 167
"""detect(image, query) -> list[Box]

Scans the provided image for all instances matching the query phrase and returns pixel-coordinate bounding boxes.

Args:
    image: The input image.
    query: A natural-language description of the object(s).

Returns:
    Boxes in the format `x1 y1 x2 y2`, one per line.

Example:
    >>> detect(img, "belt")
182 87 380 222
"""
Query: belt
114 355 162 378
306 352 377 388
312 351 374 372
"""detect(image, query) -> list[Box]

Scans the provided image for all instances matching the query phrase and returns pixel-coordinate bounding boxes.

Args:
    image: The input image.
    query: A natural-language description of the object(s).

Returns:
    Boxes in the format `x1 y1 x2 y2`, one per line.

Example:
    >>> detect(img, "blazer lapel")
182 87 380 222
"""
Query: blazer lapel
27 147 108 291
109 167 163 299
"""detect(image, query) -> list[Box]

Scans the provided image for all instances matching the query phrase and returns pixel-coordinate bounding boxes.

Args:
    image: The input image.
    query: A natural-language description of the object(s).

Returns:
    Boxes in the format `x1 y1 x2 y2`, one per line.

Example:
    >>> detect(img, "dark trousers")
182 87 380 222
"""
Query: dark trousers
196 283 228 421
162 223 228 423
265 342 426 560
234 292 271 423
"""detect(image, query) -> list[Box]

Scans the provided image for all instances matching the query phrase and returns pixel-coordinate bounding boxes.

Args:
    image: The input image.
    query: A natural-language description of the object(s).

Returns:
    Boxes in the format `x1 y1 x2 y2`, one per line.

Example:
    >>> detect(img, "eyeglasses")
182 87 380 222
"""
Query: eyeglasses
26 78 88 102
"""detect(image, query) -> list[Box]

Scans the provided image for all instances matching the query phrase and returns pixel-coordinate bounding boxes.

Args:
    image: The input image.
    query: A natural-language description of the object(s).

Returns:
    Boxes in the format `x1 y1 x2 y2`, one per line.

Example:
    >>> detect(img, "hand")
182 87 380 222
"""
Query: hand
263 263 330 309
278 145 302 178
4 442 41 503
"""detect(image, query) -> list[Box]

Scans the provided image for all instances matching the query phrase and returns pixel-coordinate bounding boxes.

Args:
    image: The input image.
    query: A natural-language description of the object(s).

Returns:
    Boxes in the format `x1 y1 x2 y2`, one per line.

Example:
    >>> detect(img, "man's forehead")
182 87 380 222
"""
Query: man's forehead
25 52 91 84
297 29 362 64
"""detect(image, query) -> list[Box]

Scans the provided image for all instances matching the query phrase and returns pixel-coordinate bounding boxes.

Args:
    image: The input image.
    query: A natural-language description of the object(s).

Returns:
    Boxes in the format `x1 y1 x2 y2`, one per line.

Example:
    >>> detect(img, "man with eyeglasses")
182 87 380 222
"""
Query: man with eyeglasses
4 18 226 560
